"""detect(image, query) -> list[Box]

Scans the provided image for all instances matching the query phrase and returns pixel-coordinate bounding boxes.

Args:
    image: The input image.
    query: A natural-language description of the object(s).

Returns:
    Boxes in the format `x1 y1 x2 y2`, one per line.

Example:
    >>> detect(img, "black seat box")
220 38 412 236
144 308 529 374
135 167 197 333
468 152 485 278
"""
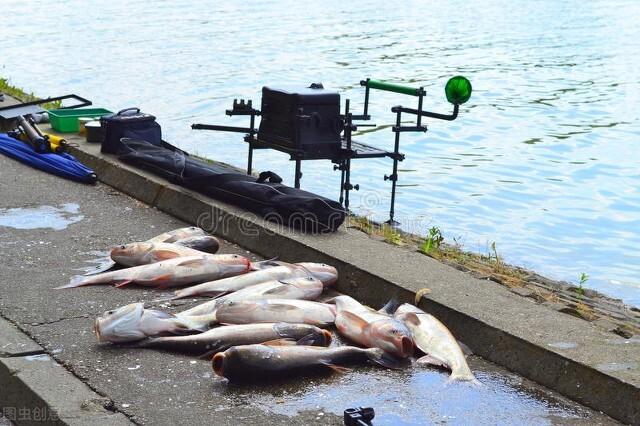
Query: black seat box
258 85 341 155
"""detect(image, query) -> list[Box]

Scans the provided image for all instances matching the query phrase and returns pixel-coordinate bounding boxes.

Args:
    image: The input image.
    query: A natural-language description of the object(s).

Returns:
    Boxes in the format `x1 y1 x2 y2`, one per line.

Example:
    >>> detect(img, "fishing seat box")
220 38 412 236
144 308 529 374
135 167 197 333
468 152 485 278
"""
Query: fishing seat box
258 85 342 155
100 108 162 154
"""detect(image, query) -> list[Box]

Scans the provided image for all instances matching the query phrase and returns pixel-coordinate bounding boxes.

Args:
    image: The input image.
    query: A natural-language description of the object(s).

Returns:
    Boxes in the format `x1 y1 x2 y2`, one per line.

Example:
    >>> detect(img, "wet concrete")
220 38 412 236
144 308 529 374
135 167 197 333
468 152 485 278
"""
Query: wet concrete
0 150 617 424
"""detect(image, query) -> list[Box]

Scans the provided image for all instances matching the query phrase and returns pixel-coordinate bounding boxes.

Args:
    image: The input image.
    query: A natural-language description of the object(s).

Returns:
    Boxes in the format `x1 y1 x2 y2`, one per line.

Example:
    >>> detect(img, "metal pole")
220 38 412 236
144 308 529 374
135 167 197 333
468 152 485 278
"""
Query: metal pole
387 110 402 226
247 144 253 175
294 159 301 188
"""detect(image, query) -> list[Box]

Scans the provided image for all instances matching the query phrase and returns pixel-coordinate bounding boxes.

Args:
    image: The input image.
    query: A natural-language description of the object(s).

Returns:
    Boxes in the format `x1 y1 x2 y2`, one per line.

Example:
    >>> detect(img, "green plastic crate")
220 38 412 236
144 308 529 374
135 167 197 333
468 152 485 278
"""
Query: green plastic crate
48 108 112 133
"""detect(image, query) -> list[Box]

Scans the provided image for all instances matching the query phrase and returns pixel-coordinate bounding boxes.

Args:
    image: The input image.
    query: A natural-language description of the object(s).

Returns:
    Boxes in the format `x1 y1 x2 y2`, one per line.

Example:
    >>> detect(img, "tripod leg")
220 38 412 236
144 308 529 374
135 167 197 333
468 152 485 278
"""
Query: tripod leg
294 159 301 189
247 145 253 175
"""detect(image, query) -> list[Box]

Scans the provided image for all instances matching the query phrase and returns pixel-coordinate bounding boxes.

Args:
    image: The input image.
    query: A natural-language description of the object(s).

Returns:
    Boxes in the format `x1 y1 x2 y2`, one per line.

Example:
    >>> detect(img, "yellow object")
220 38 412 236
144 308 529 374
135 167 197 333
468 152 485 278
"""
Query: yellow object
43 133 66 152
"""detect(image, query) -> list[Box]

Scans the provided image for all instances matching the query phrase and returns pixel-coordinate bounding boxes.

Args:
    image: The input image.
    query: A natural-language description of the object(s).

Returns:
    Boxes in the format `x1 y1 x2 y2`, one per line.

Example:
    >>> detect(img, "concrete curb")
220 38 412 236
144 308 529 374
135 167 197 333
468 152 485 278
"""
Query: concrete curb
61 138 638 424
0 318 132 426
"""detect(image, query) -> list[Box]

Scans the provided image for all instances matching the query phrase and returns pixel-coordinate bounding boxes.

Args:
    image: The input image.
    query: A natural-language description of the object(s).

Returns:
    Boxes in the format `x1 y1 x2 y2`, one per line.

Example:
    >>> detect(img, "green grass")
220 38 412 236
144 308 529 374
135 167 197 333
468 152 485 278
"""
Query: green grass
420 226 444 254
0 77 62 109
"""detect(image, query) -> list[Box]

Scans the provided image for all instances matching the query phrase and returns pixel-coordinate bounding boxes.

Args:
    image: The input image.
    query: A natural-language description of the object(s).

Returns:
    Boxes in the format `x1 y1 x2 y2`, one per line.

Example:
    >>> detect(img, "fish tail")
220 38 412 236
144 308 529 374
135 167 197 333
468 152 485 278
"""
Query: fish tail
378 298 401 315
54 275 91 289
447 371 481 386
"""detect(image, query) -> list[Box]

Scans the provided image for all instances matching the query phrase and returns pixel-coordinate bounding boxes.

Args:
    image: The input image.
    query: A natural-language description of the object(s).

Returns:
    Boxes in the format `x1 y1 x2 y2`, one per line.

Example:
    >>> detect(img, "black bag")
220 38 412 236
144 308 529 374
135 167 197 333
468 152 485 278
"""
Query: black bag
117 138 346 233
100 108 162 154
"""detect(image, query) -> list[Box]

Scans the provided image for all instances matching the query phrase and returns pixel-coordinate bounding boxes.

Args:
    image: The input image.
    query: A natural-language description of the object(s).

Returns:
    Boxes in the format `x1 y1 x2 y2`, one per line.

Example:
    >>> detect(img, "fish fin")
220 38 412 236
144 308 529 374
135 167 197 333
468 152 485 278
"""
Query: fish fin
320 362 351 374
378 298 400 315
295 333 323 347
338 310 369 330
250 258 280 270
262 338 297 346
54 275 89 289
447 374 482 386
365 348 406 369
177 314 217 332
263 285 294 296
176 258 207 267
198 341 224 359
113 280 134 288
399 312 421 326
153 250 180 261
414 288 432 305
457 340 473 356
148 274 174 288
416 354 451 370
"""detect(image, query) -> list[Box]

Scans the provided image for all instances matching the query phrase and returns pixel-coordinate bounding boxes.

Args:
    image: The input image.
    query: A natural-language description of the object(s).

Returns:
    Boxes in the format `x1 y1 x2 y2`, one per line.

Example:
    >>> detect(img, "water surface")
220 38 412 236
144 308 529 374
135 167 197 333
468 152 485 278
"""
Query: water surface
1 0 638 305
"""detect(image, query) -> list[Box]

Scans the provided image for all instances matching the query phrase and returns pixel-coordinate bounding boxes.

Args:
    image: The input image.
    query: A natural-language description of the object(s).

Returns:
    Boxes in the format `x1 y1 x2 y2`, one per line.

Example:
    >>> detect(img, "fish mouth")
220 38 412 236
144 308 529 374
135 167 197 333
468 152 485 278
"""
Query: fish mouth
321 329 333 346
212 353 225 376
400 336 413 357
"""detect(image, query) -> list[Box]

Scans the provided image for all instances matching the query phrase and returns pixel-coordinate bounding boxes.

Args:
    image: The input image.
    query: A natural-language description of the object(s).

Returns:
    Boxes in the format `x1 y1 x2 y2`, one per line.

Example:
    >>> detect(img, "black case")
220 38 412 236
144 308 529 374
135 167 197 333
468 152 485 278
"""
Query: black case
101 108 162 154
118 139 346 233
258 85 341 155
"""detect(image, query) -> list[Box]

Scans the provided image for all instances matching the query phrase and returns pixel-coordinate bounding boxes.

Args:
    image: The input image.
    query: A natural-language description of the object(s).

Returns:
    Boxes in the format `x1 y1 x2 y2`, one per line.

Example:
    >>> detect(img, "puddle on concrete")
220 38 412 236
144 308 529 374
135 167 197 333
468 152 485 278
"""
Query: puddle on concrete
209 338 612 425
595 362 638 372
0 203 83 230
547 342 578 350
24 354 50 361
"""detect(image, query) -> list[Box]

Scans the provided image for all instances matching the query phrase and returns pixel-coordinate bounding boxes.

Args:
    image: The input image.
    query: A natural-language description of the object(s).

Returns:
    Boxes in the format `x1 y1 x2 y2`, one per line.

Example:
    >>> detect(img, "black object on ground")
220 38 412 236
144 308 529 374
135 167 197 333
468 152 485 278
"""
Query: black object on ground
117 138 346 233
192 78 471 225
0 94 91 120
100 107 162 154
344 407 375 426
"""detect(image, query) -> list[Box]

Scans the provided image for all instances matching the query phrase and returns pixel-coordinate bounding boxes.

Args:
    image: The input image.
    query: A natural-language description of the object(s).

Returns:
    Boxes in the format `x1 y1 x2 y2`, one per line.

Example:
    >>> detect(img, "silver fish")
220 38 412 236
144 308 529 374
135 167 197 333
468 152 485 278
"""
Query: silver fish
136 322 331 356
332 295 413 358
93 303 215 343
58 255 250 289
213 344 401 381
394 303 477 382
146 226 206 243
110 242 233 267
178 276 325 317
84 227 212 275
214 299 336 327
172 262 337 300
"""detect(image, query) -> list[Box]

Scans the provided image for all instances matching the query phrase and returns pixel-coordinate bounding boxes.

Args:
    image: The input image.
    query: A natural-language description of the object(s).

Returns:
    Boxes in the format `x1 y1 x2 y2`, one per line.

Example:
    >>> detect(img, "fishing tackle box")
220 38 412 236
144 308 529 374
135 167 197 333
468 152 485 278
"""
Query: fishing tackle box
258 85 342 155
101 107 162 154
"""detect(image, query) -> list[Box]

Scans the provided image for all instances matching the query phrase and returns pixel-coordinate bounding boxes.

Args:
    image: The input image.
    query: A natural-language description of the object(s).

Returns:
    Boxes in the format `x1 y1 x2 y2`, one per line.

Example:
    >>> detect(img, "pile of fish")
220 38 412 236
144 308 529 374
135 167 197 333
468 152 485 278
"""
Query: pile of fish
61 227 477 383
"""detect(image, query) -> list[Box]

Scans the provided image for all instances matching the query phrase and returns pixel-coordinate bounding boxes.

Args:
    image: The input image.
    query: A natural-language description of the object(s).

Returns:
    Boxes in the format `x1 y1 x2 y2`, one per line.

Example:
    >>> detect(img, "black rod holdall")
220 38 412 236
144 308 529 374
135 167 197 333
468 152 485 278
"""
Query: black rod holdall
100 108 162 154
117 138 346 233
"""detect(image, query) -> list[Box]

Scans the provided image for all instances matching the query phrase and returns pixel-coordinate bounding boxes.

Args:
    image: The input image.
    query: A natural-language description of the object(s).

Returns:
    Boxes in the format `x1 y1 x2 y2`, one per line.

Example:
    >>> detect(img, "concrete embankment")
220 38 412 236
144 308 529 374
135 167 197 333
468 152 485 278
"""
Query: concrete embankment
0 147 615 425
0 98 636 424
56 130 639 424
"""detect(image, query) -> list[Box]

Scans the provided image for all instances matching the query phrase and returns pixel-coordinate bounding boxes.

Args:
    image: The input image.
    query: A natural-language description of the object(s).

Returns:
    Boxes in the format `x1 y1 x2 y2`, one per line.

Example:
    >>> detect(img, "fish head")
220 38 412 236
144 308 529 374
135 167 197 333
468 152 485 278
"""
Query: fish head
215 300 259 317
110 242 152 264
370 319 414 358
296 263 338 287
93 303 146 343
212 345 271 379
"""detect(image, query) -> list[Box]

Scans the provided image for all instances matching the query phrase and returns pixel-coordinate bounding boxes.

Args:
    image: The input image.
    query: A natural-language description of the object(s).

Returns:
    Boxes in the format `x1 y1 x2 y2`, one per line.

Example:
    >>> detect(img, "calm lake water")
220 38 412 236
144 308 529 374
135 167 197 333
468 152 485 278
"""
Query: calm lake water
1 0 639 306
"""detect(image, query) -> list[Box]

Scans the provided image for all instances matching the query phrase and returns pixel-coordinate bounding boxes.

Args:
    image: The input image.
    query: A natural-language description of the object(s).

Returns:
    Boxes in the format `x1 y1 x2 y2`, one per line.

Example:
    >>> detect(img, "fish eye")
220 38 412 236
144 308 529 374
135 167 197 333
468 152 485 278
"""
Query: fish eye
107 310 114 315
120 245 125 249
